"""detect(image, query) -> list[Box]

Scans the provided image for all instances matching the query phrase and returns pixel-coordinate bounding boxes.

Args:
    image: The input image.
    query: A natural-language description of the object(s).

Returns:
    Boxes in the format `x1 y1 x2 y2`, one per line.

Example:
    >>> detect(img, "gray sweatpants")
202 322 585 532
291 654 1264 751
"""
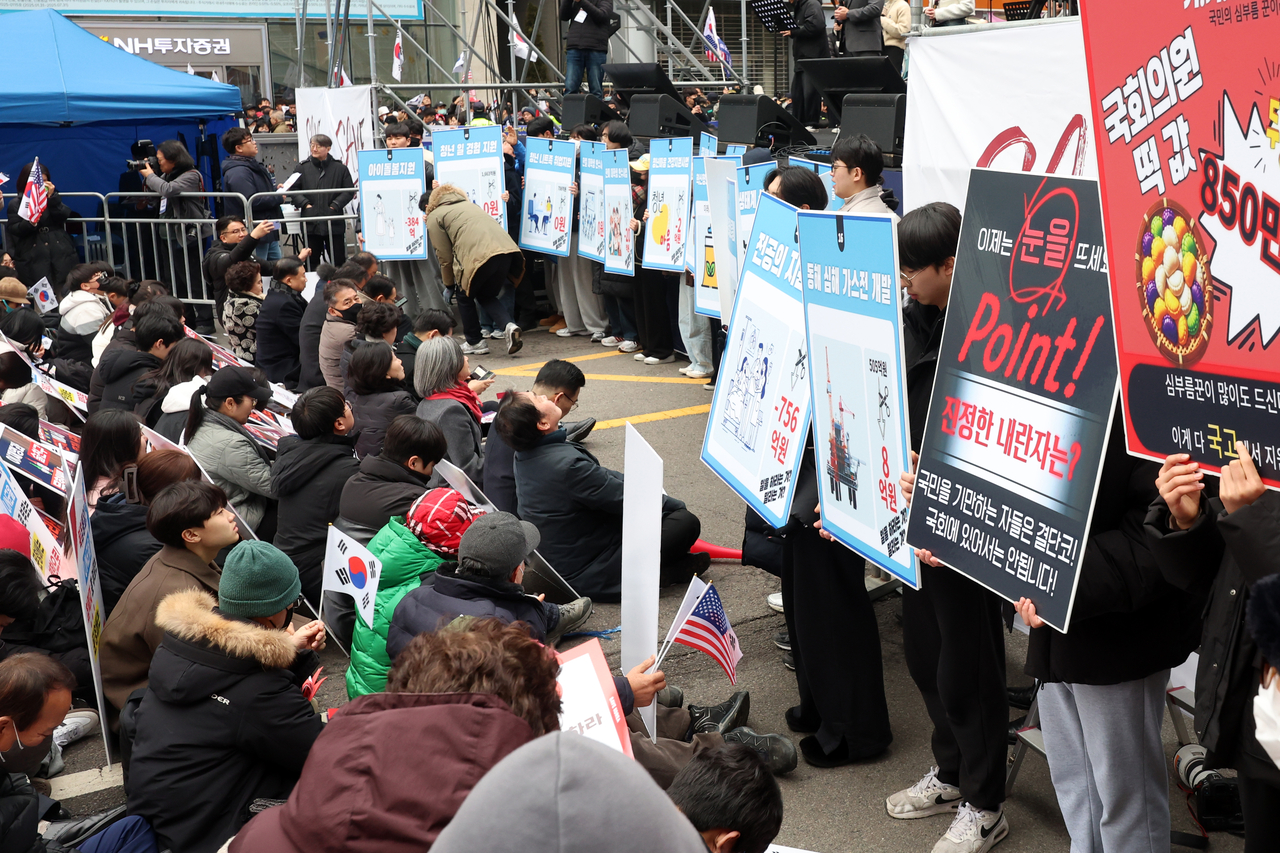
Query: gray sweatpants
1037 670 1171 853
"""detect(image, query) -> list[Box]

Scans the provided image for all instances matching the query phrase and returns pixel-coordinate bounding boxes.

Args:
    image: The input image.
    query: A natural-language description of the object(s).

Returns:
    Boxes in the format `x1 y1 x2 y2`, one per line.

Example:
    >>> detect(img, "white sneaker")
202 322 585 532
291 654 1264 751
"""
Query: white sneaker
461 341 490 355
505 322 523 356
53 709 100 749
634 352 647 361
644 355 675 365
886 766 963 819
767 592 785 613
480 329 494 338
679 365 692 374
686 368 713 379
590 332 607 342
931 803 1007 853
618 340 640 353
601 336 622 346
556 328 587 338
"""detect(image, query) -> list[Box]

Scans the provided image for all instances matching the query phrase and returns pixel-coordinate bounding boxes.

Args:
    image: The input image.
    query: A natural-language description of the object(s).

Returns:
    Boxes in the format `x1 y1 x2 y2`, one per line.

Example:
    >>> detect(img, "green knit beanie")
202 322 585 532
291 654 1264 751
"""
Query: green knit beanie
218 540 302 618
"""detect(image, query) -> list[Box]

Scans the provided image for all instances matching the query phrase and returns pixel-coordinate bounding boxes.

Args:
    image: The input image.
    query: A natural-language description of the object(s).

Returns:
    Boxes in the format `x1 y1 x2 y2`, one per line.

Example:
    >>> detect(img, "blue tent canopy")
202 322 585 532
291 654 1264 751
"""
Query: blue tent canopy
0 9 243 125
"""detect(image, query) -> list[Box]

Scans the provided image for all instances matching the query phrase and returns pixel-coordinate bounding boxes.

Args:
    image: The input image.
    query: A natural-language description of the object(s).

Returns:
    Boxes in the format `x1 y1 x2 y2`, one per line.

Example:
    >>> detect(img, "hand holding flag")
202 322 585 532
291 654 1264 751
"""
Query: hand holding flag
662 580 743 684
17 158 48 224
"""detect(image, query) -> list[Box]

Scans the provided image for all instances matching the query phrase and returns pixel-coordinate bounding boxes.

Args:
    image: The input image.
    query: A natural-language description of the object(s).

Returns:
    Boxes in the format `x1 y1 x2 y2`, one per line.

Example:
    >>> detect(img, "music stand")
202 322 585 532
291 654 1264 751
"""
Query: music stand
796 57 908 125
748 0 797 32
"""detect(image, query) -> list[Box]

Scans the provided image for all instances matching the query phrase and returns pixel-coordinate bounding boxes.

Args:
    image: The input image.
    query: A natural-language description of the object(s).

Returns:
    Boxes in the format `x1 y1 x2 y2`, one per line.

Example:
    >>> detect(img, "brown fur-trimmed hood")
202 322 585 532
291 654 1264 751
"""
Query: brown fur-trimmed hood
421 182 468 217
155 589 299 670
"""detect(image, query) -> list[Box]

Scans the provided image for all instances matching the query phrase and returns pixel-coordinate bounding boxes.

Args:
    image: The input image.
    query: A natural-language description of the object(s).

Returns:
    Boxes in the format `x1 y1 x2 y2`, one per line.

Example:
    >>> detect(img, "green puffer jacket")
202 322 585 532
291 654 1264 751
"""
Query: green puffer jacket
345 517 444 698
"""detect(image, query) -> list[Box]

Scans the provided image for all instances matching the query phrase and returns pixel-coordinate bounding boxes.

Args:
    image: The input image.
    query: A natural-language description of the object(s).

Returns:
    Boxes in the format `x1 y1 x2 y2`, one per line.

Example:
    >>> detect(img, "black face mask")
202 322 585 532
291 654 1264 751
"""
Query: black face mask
339 304 362 324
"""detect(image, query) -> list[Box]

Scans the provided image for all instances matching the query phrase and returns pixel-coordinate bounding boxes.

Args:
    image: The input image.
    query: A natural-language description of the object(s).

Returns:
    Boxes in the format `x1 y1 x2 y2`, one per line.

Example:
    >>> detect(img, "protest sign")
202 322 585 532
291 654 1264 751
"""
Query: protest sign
690 158 719 316
578 141 608 263
904 170 1117 631
735 161 778 278
518 137 577 257
699 131 718 156
621 423 662 741
726 143 747 156
0 459 62 579
1078 4 1280 485
432 125 507 228
0 424 71 495
63 460 113 760
322 526 381 629
798 209 918 587
0 337 89 418
603 149 636 277
356 148 427 260
706 159 741 321
642 137 694 273
556 639 633 757
295 86 374 189
701 192 811 530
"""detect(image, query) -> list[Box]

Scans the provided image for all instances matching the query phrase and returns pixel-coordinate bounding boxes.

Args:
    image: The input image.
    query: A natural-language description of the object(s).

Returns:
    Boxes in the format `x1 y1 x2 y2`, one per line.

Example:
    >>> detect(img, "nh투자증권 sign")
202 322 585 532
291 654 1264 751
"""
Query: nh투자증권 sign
356 148 426 261
1078 1 1280 485
701 192 812 529
797 209 918 587
904 169 1118 631
519 137 577 258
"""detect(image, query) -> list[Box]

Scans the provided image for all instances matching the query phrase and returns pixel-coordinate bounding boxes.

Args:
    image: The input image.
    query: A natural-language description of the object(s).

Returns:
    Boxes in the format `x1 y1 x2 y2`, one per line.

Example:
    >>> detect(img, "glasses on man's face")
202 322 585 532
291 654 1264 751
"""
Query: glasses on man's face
558 392 579 413
900 268 925 284
222 226 248 238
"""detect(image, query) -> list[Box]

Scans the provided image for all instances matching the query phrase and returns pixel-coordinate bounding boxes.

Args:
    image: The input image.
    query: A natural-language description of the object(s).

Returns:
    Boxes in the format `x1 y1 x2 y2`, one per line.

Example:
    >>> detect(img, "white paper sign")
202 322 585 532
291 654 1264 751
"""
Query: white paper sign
621 423 663 742
556 638 633 757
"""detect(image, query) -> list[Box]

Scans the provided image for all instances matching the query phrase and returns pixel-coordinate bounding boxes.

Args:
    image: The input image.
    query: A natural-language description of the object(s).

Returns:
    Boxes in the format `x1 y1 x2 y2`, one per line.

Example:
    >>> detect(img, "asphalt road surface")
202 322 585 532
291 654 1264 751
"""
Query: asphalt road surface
56 329 1240 853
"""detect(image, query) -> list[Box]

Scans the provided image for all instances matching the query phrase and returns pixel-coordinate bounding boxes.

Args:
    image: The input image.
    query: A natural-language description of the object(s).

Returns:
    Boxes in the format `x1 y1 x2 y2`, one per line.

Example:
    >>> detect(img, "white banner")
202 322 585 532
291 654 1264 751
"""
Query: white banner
621 423 662 743
902 21 1097 214
323 525 382 629
294 86 375 190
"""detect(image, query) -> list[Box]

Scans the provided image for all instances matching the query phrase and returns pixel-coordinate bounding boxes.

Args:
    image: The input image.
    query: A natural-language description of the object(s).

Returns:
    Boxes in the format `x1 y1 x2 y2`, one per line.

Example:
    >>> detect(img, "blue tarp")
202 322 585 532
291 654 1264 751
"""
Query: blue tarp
0 9 243 125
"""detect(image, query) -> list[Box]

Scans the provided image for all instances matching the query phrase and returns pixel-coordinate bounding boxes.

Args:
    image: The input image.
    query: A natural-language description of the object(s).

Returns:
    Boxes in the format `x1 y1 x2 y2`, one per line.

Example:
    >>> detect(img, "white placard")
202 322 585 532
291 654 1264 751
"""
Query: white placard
621 423 663 742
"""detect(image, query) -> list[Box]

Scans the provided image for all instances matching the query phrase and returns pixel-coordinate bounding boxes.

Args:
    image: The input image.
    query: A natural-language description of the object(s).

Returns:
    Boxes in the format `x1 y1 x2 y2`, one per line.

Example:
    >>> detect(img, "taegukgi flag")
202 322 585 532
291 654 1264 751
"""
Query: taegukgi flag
323 526 382 628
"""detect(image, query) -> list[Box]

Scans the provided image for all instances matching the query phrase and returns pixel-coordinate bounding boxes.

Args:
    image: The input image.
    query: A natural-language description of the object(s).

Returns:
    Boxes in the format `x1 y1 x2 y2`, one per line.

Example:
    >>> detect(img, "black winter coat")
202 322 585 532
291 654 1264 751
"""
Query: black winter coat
4 195 78 291
514 429 686 601
271 433 360 604
256 287 308 387
789 0 831 60
202 234 262 303
220 157 282 241
126 590 324 853
482 429 518 515
285 156 355 236
87 326 136 413
903 299 944 453
96 349 161 413
0 772 70 853
387 565 554 660
1146 489 1280 785
1024 411 1204 685
348 387 416 459
336 452 433 543
394 333 424 400
560 0 614 52
296 290 329 392
90 494 162 616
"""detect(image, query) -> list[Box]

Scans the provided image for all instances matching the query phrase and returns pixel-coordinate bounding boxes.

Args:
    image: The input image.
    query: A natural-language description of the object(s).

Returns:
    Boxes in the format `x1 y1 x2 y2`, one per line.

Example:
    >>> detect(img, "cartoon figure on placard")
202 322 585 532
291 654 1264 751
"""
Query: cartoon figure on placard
528 192 541 234
739 342 772 452
607 204 622 257
583 191 598 241
542 195 553 235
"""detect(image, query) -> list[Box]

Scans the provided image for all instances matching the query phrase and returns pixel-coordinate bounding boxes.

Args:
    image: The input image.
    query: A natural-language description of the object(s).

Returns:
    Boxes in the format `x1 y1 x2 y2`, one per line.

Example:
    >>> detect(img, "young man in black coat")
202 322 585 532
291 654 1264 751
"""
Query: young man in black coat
219 128 284 265
95 312 184 413
202 215 273 322
125 541 326 853
270 386 359 606
286 135 355 269
337 414 446 543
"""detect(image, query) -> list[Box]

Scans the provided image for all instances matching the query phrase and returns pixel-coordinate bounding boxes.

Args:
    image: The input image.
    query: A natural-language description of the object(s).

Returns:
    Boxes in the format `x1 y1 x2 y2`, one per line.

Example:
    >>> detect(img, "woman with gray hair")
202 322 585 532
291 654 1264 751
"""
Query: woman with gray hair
415 335 485 483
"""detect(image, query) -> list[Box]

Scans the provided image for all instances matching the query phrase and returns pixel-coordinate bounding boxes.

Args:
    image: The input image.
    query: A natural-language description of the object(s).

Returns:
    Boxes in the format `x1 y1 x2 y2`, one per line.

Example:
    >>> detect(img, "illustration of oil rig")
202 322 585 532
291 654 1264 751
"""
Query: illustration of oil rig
825 349 864 506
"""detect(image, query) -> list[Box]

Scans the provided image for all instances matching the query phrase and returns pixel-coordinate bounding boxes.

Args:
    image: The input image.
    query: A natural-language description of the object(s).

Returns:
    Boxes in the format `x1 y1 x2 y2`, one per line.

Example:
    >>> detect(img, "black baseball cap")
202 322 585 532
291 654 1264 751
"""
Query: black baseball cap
206 365 272 404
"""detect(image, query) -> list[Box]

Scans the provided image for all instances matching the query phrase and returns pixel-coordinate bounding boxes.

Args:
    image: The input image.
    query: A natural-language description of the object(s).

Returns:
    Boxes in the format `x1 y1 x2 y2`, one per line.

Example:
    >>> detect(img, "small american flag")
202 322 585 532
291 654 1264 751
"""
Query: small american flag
673 584 743 684
17 158 48 224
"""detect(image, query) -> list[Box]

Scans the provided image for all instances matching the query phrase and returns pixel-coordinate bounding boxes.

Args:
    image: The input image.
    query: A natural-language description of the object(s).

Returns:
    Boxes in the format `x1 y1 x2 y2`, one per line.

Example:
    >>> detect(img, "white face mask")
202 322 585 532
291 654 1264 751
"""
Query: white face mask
1255 674 1280 770
0 722 24 762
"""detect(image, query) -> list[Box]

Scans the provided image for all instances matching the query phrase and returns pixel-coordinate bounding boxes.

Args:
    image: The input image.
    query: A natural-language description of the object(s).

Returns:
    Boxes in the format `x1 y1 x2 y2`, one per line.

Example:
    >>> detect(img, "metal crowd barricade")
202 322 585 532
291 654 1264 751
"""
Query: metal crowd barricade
245 188 360 267
0 192 111 272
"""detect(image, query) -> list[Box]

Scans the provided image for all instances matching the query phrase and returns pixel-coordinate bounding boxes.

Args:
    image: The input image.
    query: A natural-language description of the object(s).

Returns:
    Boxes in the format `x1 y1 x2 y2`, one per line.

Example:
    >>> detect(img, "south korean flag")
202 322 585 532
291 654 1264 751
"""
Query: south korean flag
323 526 382 628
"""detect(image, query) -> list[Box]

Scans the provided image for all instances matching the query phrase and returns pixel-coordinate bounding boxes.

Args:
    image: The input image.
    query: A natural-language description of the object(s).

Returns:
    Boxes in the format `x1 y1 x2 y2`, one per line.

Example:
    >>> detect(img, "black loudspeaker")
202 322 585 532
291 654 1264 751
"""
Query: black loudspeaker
628 94 710 138
602 62 683 107
838 94 907 165
716 94 817 148
562 94 621 128
797 56 907 124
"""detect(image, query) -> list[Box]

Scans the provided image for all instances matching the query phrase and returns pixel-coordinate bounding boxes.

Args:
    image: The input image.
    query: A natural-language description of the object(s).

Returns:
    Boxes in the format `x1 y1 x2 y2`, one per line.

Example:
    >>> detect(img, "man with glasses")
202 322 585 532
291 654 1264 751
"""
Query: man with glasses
829 134 899 219
482 359 597 516
286 134 355 270
203 215 276 324
221 127 285 265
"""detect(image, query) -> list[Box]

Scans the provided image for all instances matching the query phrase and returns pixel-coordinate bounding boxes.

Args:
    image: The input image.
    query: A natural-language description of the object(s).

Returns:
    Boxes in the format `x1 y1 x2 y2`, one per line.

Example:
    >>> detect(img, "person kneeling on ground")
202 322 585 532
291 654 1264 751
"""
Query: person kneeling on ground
667 743 785 853
125 540 326 853
229 618 558 852
387 510 593 655
494 390 707 601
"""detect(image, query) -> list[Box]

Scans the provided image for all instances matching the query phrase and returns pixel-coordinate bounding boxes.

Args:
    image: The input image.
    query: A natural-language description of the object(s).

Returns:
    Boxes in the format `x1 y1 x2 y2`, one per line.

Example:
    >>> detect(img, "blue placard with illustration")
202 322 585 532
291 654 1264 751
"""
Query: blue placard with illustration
519 137 577 258
356 148 427 261
578 141 608 263
642 136 694 273
797 210 918 587
432 125 507 229
699 132 718 156
700 193 812 529
734 161 777 278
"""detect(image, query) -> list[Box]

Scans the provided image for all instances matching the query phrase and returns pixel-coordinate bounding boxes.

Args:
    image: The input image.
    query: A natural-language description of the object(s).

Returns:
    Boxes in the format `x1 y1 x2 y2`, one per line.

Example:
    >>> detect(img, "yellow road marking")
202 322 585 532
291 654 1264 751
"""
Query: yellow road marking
595 404 712 430
493 349 625 376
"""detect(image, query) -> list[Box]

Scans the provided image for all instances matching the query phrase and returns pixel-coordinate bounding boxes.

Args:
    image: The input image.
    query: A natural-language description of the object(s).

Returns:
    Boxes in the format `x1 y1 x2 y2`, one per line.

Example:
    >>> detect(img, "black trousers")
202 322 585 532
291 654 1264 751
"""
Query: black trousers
307 230 347 269
633 267 673 359
790 63 824 125
902 563 1009 811
659 506 702 584
457 254 517 344
1239 773 1280 853
783 521 892 756
884 45 905 74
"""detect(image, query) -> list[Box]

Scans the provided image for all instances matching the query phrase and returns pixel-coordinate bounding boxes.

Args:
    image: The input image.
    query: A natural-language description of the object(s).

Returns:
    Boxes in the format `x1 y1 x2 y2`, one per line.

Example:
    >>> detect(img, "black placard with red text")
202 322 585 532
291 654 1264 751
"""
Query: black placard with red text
905 169 1118 631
